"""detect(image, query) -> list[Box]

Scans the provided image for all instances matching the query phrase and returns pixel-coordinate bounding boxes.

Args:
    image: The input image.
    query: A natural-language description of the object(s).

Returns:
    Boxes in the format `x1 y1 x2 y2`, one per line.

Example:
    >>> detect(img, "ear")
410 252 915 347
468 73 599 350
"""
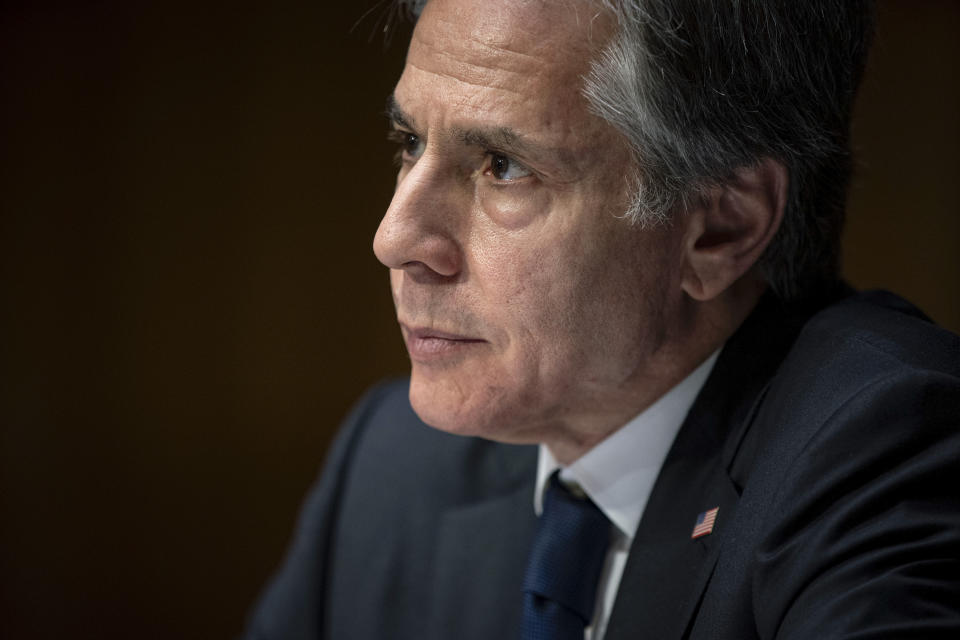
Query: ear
680 158 787 301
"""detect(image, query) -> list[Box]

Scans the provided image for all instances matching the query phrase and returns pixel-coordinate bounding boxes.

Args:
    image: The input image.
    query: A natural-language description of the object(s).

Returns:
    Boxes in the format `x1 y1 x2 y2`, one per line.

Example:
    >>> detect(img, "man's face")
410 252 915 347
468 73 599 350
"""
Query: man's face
374 0 688 455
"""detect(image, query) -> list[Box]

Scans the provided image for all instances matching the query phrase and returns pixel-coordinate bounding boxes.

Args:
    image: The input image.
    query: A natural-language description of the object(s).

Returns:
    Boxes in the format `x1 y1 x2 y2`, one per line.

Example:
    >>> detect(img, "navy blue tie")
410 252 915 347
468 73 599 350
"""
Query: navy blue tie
521 472 612 640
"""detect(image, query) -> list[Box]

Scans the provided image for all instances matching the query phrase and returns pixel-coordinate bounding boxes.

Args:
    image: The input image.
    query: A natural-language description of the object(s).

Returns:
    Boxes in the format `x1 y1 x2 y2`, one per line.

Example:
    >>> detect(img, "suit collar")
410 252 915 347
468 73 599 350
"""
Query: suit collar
604 292 815 640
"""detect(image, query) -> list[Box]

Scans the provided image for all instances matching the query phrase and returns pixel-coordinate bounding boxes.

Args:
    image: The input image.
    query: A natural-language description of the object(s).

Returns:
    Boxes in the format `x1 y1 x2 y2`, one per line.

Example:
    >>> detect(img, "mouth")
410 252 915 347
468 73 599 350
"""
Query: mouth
400 323 487 362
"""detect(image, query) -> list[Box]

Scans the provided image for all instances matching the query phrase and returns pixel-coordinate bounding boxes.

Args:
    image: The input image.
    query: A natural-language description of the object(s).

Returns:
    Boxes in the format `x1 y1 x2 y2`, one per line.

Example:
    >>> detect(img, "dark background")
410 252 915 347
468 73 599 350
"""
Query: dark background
1 1 957 638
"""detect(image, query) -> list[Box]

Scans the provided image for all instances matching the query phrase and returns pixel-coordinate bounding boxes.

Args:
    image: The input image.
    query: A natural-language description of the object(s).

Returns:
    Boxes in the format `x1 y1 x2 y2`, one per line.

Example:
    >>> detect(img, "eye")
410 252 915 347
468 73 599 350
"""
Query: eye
388 129 425 164
401 132 425 159
487 153 532 182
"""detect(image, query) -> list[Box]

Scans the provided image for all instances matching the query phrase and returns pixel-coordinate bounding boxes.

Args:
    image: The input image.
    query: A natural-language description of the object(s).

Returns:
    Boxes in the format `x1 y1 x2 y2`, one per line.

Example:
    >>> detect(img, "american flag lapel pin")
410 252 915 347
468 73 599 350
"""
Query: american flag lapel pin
691 507 719 539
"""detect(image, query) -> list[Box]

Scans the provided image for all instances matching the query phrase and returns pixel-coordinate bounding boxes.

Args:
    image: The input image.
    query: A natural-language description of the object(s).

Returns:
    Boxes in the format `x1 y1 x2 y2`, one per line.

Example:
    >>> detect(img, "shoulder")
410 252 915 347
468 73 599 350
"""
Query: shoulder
732 290 959 474
795 289 958 374
757 288 960 487
729 291 960 637
759 290 958 434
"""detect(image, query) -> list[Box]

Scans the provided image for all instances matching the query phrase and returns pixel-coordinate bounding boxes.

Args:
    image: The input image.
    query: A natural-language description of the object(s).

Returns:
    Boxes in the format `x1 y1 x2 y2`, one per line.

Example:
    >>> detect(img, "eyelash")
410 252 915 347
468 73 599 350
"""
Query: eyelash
387 129 423 167
387 128 532 183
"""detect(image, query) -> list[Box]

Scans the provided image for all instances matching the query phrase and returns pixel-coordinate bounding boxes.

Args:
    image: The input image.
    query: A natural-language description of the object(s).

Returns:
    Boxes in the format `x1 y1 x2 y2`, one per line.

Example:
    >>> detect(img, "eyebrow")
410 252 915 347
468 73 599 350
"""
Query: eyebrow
384 94 576 171
385 95 416 131
457 126 533 156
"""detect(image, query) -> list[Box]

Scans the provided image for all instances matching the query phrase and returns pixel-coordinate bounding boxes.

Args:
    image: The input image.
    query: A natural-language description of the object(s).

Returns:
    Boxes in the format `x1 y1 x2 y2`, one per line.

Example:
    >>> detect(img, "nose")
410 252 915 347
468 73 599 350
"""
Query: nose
373 160 463 281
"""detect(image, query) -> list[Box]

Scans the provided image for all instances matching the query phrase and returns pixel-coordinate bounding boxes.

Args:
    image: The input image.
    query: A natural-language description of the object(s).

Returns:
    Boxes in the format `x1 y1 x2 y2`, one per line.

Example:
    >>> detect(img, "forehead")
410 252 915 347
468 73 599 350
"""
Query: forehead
396 0 615 138
413 0 609 70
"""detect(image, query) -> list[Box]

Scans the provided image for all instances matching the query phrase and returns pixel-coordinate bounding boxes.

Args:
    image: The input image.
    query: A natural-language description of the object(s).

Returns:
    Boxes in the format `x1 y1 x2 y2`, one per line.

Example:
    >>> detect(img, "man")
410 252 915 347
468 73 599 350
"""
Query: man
245 0 960 638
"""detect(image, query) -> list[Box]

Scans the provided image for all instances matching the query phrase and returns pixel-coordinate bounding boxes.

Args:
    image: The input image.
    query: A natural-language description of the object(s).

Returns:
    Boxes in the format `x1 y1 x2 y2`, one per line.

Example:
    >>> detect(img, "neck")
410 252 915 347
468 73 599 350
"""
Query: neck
544 278 766 465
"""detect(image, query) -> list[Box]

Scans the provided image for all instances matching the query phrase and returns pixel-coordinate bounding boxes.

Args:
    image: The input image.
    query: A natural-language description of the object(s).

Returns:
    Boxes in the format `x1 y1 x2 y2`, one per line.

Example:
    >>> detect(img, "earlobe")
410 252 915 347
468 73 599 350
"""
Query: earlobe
681 158 787 301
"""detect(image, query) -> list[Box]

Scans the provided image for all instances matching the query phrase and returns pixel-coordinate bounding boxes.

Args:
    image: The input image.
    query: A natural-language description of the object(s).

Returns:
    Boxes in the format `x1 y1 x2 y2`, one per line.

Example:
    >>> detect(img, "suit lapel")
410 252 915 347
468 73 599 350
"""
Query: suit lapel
605 293 813 640
426 447 538 640
604 406 741 640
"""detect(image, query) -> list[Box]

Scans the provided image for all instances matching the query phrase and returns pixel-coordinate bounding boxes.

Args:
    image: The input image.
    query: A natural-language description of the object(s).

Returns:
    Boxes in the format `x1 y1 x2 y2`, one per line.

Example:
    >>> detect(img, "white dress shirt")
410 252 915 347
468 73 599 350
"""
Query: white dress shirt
534 350 720 640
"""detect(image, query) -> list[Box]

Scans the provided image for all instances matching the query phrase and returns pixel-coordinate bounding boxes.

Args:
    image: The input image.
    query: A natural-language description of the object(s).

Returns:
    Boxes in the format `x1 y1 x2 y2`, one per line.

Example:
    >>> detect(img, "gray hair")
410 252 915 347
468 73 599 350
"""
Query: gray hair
395 0 876 301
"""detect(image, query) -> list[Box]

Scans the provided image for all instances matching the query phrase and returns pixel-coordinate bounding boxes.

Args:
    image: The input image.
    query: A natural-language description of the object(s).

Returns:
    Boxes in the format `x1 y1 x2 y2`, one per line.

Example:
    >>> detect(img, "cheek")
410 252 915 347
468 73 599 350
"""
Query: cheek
467 187 663 373
477 185 553 230
518 234 659 371
476 237 609 367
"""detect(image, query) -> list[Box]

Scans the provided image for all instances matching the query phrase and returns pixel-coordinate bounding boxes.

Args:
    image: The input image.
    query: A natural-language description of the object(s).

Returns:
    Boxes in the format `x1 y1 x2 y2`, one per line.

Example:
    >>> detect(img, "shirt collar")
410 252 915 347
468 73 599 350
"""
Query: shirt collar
534 349 720 539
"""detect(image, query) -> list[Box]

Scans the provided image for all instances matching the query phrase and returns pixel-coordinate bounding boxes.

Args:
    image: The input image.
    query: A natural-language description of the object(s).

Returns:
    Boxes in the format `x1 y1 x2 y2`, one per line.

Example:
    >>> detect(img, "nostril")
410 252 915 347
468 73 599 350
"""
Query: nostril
401 260 460 284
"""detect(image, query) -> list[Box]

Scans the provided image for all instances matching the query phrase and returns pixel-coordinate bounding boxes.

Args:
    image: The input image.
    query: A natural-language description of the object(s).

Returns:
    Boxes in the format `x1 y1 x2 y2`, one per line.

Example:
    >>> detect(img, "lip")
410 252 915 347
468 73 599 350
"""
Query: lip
400 323 486 362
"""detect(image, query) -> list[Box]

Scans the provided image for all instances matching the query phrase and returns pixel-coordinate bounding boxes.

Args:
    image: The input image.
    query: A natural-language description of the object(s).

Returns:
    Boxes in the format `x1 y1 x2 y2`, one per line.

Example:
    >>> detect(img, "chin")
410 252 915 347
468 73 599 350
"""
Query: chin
408 375 480 436
407 372 532 444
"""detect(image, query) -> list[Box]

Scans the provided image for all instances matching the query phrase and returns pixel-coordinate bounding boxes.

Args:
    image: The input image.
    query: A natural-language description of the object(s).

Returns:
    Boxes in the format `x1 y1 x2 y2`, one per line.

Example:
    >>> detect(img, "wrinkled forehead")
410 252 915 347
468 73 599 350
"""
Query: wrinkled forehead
409 0 615 80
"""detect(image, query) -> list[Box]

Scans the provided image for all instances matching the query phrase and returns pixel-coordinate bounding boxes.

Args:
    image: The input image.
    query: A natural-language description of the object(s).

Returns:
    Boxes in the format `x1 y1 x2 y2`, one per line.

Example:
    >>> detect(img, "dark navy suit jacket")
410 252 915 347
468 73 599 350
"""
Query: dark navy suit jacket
244 291 960 639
